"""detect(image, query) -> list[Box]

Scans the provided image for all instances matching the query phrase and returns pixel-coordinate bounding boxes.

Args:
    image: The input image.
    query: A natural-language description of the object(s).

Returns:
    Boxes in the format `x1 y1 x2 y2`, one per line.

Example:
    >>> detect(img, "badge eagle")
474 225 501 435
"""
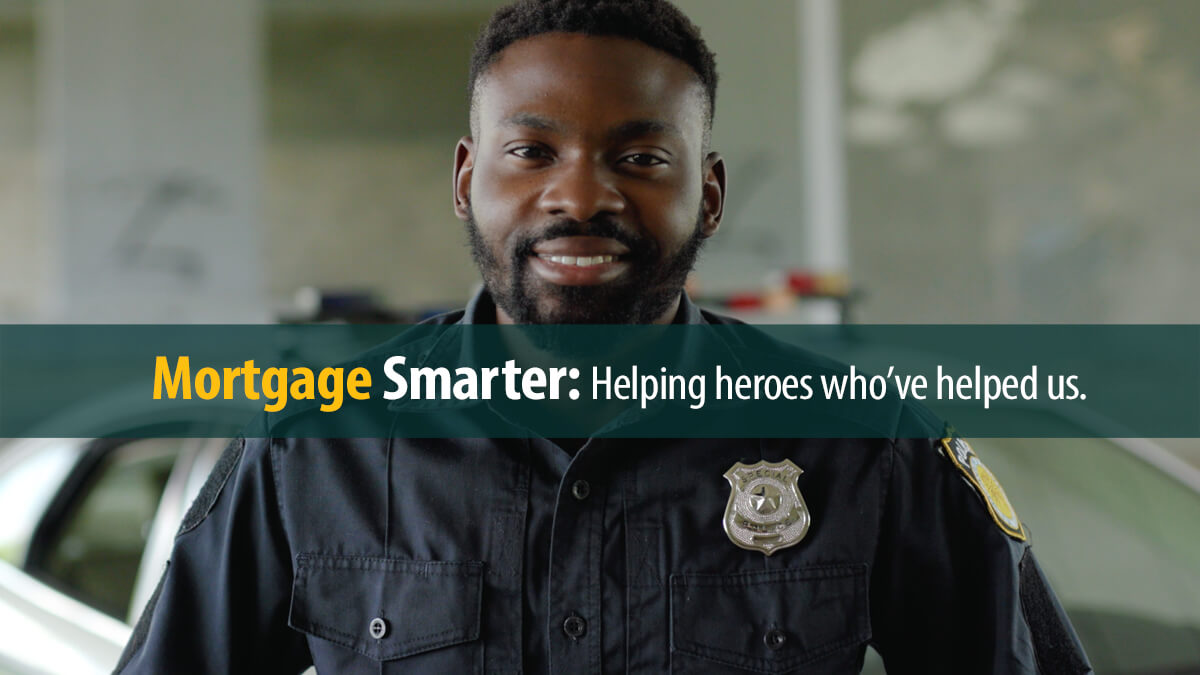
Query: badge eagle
723 459 811 555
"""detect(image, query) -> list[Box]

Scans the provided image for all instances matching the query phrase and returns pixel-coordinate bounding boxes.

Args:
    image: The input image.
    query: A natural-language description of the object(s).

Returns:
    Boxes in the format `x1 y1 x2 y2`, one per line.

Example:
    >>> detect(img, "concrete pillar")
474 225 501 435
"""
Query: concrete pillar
39 0 265 322
798 0 848 323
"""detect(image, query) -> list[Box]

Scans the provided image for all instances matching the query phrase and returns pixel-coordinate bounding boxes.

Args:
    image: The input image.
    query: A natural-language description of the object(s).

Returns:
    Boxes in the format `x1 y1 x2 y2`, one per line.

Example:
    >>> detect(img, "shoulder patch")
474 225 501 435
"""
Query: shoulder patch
940 436 1027 541
177 436 245 537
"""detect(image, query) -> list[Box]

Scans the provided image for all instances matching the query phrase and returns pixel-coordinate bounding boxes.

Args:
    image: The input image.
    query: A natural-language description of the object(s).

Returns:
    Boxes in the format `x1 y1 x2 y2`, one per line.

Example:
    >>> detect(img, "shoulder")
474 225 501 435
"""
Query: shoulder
886 432 1029 545
416 308 467 326
695 306 744 326
932 435 1028 541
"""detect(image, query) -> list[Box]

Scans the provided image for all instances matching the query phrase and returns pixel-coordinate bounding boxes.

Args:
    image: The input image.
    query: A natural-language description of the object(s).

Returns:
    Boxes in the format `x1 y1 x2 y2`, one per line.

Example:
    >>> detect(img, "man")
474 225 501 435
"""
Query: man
117 0 1091 673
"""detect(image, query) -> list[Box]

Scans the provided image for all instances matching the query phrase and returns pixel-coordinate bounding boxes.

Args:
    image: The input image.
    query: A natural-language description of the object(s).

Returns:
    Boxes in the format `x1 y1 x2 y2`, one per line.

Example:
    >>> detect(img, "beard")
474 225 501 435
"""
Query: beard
464 209 707 325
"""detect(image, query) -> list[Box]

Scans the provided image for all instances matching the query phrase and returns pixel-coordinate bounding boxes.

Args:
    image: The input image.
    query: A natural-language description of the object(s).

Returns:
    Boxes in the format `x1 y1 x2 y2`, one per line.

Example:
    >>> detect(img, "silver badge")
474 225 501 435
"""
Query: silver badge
723 459 811 556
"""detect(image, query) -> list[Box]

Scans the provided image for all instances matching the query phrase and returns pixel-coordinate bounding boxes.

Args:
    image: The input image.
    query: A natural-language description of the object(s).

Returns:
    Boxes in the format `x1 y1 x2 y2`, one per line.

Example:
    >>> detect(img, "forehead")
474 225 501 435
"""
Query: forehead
474 33 707 142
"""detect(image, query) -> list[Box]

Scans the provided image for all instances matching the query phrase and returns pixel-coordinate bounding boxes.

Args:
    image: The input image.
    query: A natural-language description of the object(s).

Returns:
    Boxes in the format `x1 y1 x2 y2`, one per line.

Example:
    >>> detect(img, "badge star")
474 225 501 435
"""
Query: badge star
749 485 781 514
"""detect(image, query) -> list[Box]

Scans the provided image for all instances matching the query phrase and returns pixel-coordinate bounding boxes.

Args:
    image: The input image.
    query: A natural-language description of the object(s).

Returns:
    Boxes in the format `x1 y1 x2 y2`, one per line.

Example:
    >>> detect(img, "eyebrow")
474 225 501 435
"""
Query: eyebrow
501 113 561 132
500 114 683 143
606 119 681 142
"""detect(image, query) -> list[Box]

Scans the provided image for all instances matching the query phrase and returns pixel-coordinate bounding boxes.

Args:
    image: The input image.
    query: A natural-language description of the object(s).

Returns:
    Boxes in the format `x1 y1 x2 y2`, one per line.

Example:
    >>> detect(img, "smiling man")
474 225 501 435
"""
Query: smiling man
454 24 724 325
116 1 1091 673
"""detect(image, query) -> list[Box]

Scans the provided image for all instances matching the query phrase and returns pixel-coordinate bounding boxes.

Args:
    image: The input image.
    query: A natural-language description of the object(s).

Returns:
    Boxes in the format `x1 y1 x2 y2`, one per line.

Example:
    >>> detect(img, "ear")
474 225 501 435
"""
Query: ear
453 137 475 221
700 151 726 238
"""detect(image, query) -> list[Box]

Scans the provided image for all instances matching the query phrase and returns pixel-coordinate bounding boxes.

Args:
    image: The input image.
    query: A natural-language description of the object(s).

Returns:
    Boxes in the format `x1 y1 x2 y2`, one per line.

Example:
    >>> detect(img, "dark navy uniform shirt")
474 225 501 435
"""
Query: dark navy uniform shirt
116 291 1092 674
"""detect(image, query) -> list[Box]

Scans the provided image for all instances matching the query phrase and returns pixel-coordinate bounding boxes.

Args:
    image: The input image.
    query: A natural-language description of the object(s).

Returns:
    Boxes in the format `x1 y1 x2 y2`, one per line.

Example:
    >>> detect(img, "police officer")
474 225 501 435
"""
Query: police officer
116 0 1092 672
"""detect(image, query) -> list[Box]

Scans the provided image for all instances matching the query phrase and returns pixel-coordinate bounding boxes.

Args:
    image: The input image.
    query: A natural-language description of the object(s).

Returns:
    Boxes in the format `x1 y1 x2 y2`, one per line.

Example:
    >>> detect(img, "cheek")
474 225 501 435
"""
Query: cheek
470 165 539 226
639 182 703 247
469 182 518 247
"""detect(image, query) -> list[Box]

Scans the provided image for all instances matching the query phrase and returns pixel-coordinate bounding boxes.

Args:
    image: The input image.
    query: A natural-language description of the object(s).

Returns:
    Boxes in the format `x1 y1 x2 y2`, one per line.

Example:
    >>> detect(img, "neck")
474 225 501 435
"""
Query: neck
493 293 683 325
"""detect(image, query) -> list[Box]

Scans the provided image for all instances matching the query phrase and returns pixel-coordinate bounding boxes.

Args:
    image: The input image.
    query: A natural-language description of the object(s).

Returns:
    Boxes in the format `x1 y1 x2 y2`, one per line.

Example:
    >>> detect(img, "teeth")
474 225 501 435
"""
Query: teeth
540 254 616 266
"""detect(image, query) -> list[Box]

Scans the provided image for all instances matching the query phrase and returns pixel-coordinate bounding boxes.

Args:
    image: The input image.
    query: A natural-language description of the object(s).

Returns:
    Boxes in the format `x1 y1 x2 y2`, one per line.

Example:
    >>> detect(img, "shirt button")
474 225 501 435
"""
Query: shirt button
562 614 587 639
764 628 787 651
369 617 389 640
570 479 591 500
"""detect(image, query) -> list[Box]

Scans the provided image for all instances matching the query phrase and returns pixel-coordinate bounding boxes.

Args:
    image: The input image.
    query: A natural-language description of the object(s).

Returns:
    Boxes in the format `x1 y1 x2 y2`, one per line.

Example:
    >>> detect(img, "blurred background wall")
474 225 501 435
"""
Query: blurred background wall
844 0 1200 323
1 0 1198 323
0 13 40 319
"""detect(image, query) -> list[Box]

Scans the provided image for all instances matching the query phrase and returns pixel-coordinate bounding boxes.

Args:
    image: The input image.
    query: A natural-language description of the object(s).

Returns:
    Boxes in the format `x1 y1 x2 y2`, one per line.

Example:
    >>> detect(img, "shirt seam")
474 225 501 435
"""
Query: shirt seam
867 439 898 657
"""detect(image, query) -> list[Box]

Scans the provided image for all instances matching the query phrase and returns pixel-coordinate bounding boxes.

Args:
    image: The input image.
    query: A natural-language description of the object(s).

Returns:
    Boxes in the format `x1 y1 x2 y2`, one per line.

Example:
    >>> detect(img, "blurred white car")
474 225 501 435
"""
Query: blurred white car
0 391 251 675
0 435 228 674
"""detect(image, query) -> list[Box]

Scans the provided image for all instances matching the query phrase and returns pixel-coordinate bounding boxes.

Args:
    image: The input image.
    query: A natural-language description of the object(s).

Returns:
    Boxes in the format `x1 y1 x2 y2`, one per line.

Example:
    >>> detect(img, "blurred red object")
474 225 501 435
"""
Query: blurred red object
725 293 764 310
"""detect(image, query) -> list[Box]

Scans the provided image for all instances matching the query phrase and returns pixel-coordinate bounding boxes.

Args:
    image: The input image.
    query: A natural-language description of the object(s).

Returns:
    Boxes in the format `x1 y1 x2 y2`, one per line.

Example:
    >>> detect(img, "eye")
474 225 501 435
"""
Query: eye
508 145 552 161
619 153 667 167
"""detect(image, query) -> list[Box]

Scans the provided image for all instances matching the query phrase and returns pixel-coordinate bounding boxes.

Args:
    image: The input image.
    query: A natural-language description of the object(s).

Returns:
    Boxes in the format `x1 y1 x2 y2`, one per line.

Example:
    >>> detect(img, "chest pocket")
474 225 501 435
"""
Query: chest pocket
289 554 483 674
669 565 870 674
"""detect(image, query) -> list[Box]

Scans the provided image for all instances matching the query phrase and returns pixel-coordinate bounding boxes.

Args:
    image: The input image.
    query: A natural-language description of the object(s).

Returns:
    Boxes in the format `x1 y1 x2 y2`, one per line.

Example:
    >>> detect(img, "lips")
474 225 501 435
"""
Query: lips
537 254 617 266
532 235 630 257
529 236 632 285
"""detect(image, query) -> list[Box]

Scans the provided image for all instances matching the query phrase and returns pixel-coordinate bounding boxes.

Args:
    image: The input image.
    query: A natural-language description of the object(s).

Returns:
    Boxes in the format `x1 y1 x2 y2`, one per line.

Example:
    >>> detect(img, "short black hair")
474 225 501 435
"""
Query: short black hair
469 0 718 131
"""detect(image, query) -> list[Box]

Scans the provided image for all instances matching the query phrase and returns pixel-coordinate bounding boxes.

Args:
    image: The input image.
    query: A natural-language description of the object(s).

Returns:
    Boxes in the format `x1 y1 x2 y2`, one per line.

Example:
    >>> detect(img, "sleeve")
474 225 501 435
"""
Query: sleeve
113 436 312 674
868 437 1093 675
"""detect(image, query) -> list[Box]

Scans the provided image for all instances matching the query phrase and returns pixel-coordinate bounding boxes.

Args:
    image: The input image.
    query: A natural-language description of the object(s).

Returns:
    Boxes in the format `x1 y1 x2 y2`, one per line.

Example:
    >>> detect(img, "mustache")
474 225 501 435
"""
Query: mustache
514 217 656 260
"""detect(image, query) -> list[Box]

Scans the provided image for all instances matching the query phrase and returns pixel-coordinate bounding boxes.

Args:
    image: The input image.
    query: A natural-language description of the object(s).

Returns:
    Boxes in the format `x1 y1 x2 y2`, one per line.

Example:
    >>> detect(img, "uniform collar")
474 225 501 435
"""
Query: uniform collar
458 286 495 325
457 287 708 326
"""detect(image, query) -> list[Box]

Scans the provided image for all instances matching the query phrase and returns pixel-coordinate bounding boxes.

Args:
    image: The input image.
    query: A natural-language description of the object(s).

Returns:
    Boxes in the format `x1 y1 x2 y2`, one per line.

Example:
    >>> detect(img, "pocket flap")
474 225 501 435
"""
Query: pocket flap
289 554 483 661
670 565 869 673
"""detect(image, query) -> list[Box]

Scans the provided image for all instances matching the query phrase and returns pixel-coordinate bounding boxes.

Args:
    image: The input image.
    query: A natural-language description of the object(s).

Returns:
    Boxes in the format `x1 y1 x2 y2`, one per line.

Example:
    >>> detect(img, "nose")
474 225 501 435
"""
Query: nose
537 158 626 222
